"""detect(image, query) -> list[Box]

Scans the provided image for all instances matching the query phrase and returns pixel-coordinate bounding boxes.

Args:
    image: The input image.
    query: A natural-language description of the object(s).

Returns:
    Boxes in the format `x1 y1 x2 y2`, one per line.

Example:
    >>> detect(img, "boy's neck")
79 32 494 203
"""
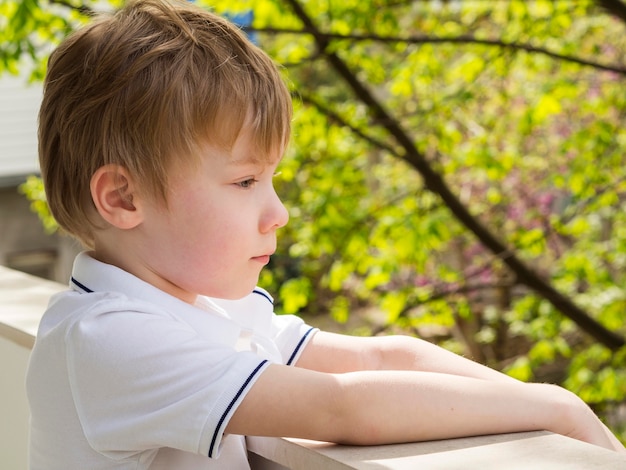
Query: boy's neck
91 243 199 305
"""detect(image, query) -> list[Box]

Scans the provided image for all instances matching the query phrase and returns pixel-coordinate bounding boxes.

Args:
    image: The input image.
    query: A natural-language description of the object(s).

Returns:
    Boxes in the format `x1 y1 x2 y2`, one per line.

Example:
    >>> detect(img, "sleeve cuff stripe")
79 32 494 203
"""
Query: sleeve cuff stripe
286 327 316 366
208 359 269 458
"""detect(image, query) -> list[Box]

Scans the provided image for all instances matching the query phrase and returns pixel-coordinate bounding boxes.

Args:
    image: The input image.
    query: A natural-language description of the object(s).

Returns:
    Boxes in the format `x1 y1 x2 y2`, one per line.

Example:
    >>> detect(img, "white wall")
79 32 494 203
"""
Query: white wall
0 74 42 185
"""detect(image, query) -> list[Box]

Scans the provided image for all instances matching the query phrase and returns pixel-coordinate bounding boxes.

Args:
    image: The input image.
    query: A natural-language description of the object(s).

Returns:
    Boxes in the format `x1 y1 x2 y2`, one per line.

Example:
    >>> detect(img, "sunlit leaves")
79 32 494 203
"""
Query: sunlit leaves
565 344 626 404
18 176 57 233
279 277 312 314
1 0 90 80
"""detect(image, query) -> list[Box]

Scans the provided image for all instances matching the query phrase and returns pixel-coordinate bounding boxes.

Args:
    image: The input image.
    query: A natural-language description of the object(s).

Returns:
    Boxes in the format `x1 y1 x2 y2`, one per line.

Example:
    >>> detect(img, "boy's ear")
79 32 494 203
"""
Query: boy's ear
90 164 143 230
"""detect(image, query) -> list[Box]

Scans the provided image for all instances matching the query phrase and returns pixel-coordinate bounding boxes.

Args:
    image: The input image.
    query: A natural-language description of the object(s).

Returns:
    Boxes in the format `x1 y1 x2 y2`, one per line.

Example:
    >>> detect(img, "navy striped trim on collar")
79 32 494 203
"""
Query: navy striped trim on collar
70 277 93 293
72 280 273 304
252 288 273 304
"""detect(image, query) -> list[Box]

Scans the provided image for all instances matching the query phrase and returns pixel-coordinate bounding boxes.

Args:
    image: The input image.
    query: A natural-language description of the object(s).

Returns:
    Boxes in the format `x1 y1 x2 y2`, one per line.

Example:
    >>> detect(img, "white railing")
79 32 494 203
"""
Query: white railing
0 266 64 470
2 265 625 469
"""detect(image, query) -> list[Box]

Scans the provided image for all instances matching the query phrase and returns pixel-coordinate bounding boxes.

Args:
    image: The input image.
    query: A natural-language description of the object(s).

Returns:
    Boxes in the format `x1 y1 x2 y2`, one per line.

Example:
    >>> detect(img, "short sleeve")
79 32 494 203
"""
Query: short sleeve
269 313 317 365
65 300 269 460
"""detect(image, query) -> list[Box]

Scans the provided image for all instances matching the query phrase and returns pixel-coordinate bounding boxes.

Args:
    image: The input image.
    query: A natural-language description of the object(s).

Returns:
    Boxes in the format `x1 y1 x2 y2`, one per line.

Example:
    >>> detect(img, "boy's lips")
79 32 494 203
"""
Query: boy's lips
252 252 274 264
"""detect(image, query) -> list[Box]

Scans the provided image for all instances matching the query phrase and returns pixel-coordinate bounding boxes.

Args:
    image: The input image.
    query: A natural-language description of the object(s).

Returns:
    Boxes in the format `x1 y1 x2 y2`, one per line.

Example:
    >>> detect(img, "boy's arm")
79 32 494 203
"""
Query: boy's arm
227 362 625 452
295 331 516 382
293 332 624 451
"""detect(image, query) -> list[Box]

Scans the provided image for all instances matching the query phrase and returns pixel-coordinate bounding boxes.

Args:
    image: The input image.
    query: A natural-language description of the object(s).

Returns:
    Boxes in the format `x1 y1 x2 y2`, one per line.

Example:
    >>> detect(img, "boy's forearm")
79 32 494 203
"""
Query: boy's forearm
329 370 561 445
377 335 518 383
298 332 516 383
330 370 624 452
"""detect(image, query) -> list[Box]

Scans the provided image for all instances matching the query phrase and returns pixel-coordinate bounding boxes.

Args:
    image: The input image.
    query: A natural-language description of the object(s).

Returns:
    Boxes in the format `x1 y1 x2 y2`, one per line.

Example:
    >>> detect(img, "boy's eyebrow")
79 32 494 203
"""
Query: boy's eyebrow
229 155 282 167
230 157 260 165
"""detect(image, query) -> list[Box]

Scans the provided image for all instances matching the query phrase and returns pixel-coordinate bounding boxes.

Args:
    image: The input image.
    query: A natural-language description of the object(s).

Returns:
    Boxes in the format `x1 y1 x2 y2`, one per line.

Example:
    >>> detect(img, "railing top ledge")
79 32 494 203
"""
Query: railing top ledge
0 265 64 349
247 432 626 469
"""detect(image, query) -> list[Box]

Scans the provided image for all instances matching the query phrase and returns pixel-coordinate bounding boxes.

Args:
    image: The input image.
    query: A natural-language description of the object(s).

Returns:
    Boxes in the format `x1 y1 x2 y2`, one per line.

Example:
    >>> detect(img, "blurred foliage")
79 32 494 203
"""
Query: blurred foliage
18 175 57 233
4 0 626 438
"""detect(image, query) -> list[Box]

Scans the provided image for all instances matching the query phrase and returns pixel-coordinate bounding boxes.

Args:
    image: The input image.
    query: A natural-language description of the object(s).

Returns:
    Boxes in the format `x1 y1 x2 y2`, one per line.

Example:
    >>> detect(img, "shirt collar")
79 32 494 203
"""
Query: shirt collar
70 251 230 318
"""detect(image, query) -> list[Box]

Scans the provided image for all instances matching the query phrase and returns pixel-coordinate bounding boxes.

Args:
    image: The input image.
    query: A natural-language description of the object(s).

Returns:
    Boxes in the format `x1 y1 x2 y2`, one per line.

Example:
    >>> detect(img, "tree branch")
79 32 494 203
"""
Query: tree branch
402 280 516 312
249 27 626 76
595 0 626 25
284 0 626 350
298 92 399 156
48 0 96 17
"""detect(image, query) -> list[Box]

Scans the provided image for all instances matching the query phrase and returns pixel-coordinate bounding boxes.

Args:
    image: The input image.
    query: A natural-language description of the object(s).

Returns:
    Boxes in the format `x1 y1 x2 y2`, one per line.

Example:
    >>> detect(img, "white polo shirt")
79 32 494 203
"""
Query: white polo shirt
26 252 317 470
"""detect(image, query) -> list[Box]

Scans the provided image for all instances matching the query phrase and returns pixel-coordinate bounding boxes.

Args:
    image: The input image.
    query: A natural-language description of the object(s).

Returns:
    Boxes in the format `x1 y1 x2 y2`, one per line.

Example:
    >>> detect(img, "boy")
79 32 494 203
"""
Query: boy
26 0 625 468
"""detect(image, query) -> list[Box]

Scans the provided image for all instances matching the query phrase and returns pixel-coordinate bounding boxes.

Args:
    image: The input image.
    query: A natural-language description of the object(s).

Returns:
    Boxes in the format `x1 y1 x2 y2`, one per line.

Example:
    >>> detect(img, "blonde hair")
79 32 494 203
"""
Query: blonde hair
39 0 292 248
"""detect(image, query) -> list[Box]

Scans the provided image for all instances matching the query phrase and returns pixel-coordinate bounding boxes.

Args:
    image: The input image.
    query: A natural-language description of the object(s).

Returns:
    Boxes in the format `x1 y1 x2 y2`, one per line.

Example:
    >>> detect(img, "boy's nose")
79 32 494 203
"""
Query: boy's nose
275 199 289 229
261 190 289 233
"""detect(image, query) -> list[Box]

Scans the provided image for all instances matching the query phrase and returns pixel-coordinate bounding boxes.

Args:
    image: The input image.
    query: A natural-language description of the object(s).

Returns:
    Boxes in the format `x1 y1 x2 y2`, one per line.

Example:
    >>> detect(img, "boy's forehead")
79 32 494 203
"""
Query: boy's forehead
194 143 282 173
197 121 287 167
212 137 284 166
228 153 283 168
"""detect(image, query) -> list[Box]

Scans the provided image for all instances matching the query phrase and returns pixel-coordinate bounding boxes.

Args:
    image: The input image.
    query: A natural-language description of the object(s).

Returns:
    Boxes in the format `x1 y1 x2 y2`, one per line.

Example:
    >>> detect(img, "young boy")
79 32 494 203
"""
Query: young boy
26 0 625 468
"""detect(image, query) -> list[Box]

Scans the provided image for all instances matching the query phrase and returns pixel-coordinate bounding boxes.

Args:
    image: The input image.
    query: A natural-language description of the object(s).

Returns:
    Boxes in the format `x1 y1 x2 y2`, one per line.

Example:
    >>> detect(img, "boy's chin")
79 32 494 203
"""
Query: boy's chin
209 281 260 300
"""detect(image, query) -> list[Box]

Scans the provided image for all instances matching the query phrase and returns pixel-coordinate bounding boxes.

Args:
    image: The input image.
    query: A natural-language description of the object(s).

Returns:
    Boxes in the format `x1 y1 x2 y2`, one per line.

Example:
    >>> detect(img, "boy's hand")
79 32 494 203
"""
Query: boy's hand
539 383 626 453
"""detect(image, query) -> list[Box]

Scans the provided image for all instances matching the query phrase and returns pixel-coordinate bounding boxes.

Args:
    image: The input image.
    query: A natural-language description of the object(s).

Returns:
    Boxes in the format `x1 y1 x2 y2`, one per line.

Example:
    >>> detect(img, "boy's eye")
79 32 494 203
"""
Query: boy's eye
237 178 258 189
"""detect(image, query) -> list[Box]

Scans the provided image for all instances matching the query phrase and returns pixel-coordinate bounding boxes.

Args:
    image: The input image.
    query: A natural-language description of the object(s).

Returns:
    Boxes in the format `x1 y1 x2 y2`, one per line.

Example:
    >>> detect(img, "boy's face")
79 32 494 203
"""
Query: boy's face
134 127 289 302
